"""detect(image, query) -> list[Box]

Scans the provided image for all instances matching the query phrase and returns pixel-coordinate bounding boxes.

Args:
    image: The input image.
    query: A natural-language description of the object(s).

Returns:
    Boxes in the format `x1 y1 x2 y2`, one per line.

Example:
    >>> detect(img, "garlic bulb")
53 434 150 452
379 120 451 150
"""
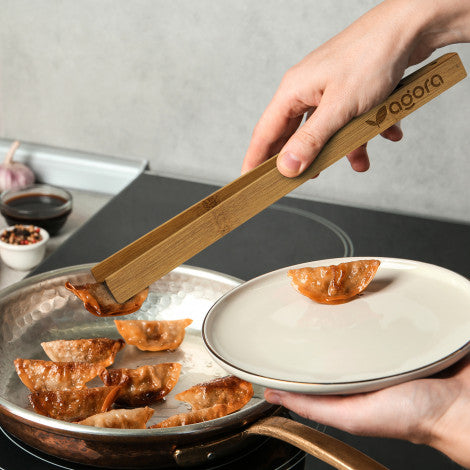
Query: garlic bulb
0 141 35 192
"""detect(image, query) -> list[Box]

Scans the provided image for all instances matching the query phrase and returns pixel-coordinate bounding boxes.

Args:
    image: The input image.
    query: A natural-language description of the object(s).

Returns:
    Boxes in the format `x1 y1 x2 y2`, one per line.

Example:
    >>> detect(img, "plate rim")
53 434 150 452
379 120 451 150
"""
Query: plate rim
202 256 470 393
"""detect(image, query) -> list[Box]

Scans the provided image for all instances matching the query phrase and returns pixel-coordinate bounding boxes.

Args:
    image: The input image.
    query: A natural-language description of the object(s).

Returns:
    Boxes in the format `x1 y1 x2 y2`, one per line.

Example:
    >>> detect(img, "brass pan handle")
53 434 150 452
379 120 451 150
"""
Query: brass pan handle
246 416 388 470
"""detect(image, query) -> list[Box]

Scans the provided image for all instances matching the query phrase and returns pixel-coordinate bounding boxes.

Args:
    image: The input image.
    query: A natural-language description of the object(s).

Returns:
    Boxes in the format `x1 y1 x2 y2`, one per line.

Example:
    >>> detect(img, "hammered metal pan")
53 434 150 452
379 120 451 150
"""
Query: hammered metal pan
0 264 387 469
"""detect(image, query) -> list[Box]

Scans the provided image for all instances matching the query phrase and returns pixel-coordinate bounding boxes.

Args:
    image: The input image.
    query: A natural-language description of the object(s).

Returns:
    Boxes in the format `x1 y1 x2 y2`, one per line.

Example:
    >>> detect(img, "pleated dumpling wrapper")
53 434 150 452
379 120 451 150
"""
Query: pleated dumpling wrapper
175 375 253 411
78 407 154 429
288 259 380 304
41 338 125 367
29 386 121 422
150 404 234 429
114 319 193 351
65 281 148 317
99 363 181 406
14 359 103 392
151 376 253 428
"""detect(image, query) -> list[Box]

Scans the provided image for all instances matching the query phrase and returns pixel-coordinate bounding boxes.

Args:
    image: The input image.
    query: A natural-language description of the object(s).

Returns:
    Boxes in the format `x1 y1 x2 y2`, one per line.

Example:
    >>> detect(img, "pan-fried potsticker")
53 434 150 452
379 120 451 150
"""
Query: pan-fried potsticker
99 363 181 406
78 407 154 429
114 319 193 351
152 376 254 428
41 338 125 367
29 386 120 421
150 404 234 429
288 259 380 304
175 375 253 411
65 281 148 317
14 359 103 392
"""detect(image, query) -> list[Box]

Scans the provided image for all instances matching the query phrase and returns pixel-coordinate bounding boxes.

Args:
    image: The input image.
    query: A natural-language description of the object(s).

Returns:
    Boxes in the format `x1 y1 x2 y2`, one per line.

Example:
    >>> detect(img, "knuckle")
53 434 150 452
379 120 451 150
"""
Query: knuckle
280 66 298 88
278 69 303 105
295 128 323 153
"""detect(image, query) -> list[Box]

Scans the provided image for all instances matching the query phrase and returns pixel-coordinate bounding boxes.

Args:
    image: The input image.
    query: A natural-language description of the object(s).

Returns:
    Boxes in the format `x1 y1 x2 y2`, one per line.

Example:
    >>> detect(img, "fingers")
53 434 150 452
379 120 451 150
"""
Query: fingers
242 85 308 174
264 389 368 433
264 388 413 439
242 114 303 174
346 122 402 172
264 379 433 442
381 122 403 141
277 91 353 177
244 96 403 177
346 144 370 172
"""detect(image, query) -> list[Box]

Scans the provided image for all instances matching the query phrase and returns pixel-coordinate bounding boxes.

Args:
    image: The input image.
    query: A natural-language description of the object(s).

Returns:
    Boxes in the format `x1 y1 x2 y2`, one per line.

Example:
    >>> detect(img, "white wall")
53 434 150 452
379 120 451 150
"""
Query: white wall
0 0 469 222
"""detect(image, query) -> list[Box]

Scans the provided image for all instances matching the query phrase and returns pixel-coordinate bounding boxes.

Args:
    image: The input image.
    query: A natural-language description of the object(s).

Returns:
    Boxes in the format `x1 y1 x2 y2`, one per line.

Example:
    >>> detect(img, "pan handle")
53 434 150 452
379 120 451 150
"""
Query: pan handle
246 416 388 470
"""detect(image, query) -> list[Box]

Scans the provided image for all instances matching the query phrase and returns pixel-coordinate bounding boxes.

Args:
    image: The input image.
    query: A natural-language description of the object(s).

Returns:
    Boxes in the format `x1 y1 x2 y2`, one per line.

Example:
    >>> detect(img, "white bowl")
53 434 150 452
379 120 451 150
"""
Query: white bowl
0 226 49 271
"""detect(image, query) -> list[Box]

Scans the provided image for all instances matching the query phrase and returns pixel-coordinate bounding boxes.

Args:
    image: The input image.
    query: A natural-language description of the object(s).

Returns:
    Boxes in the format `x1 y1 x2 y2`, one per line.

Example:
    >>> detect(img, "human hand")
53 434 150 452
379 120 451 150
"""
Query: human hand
265 355 470 468
242 0 469 177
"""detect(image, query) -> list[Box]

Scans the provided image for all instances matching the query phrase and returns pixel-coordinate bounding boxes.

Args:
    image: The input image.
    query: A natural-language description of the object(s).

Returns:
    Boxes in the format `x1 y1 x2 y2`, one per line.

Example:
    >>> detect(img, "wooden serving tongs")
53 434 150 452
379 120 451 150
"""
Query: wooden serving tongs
92 53 466 305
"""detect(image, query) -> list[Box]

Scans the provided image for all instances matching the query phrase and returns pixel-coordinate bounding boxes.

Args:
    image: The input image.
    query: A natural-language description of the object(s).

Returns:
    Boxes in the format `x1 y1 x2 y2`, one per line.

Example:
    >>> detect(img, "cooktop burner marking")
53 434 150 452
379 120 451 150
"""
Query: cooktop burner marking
270 450 305 470
271 203 354 257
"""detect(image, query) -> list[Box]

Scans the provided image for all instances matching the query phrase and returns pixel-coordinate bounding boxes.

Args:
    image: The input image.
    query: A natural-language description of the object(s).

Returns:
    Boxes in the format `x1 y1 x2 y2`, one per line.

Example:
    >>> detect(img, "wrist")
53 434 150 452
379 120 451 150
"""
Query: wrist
364 0 444 65
418 384 470 468
413 0 470 48
376 0 470 68
426 418 470 468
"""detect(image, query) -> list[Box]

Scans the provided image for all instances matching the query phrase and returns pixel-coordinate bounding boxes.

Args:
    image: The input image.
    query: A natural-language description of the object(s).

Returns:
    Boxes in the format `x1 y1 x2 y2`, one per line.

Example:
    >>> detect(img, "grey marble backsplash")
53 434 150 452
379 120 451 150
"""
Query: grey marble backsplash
0 1 469 222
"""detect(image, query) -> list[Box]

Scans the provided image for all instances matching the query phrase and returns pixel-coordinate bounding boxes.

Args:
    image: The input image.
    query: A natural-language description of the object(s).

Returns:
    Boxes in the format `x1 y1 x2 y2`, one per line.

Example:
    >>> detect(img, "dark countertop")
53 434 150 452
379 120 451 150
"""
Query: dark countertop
35 173 470 280
24 172 470 470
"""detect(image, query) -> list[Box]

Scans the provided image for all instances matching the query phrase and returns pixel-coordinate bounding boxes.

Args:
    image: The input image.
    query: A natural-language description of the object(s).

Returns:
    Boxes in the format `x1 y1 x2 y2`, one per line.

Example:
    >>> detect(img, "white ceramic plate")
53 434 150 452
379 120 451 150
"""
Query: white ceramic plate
203 257 470 394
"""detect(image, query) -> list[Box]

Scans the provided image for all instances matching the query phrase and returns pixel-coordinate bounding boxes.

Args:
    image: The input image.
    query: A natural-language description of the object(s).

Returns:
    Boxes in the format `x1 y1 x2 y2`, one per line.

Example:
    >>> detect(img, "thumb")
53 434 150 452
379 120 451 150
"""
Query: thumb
277 94 353 177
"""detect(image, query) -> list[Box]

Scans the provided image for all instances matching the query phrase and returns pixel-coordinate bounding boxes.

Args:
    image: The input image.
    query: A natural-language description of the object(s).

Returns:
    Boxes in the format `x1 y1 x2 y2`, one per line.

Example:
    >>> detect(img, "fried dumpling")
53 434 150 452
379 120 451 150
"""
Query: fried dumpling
29 386 120 421
14 359 103 392
78 407 154 429
114 319 193 351
99 363 181 406
288 259 381 304
41 338 125 367
65 281 148 317
175 376 253 411
151 376 254 429
150 404 232 429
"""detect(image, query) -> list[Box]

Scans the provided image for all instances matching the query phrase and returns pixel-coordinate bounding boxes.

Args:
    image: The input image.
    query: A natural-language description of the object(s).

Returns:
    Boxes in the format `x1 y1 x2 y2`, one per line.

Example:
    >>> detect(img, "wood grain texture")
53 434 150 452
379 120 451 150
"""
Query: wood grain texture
92 53 467 302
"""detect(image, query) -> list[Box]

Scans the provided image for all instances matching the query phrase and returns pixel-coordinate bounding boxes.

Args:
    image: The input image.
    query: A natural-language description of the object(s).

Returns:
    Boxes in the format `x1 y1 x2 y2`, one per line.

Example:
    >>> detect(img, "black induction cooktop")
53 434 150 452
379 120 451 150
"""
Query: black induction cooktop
2 172 468 470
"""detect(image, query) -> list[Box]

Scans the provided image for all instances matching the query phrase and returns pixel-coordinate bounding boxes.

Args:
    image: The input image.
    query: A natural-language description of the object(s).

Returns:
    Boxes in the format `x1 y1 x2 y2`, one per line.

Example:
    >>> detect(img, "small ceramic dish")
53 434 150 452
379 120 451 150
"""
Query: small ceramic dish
0 226 49 271
0 184 73 236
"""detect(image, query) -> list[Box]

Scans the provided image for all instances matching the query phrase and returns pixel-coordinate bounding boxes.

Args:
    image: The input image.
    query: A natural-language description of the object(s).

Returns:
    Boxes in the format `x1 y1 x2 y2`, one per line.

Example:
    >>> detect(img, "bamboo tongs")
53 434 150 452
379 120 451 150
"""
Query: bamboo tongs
92 53 466 303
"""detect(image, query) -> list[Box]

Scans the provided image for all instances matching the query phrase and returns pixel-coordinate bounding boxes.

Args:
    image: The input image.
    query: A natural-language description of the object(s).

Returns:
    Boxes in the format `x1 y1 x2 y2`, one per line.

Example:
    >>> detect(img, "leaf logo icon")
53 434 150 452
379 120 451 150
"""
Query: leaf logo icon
376 105 387 125
366 105 388 128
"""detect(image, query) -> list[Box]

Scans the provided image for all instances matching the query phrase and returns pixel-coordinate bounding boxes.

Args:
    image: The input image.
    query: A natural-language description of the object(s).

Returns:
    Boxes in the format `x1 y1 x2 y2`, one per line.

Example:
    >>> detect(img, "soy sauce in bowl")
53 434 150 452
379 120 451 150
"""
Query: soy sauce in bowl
0 185 73 236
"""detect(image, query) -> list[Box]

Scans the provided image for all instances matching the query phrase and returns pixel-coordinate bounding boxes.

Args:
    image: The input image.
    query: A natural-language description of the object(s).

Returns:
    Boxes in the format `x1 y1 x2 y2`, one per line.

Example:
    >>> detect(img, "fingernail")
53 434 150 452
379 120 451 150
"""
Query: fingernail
265 390 281 405
279 152 301 174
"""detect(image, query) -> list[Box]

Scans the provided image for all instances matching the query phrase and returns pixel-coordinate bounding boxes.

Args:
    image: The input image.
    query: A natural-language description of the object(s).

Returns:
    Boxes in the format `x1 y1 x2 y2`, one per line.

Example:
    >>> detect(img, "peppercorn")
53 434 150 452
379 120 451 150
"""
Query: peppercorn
0 225 43 245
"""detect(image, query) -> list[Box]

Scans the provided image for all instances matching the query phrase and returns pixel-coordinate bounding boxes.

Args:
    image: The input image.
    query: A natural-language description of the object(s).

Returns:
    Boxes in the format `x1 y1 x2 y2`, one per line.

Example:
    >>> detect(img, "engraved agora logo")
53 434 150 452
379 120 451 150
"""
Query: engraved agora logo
366 74 444 128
